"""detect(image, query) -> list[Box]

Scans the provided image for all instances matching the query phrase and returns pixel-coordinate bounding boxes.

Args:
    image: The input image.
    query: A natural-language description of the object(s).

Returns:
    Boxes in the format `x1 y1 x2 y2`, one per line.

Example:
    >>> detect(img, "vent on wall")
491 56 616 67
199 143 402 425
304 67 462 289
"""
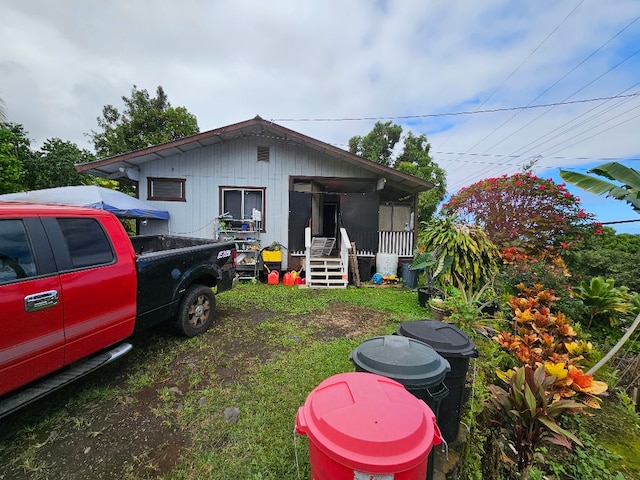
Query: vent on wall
257 146 270 162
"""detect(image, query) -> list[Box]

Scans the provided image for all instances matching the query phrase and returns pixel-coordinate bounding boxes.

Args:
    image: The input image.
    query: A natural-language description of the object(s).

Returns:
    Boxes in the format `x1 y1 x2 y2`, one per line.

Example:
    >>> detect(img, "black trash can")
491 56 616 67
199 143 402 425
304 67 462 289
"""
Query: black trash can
396 320 478 443
349 335 450 480
357 256 372 281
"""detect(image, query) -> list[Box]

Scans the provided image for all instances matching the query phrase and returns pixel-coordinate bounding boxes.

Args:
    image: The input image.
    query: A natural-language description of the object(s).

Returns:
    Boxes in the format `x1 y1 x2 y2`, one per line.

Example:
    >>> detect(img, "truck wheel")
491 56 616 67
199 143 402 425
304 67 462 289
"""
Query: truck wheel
175 285 216 337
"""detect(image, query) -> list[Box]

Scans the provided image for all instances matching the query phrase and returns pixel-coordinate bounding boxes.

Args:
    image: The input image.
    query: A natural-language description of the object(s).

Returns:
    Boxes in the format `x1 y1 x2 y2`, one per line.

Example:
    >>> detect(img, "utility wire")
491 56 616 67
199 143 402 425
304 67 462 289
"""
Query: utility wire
511 82 640 158
546 109 640 156
480 15 640 156
451 20 640 188
451 1 589 159
271 93 640 123
435 0 585 151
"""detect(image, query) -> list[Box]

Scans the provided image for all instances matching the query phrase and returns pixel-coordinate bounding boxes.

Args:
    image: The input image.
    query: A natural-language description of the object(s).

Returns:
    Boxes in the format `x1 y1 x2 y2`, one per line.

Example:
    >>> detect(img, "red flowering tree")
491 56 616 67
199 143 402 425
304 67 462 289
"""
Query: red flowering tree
443 172 599 254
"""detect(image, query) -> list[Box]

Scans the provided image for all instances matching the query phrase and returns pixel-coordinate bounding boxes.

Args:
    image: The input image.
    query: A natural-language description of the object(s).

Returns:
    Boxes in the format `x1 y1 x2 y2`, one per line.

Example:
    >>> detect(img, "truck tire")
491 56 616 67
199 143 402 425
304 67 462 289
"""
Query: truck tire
175 285 216 337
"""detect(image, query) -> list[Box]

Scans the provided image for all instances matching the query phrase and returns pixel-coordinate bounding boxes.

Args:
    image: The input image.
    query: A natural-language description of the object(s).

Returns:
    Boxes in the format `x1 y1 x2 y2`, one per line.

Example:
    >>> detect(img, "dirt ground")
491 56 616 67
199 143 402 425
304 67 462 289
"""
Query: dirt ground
0 301 390 480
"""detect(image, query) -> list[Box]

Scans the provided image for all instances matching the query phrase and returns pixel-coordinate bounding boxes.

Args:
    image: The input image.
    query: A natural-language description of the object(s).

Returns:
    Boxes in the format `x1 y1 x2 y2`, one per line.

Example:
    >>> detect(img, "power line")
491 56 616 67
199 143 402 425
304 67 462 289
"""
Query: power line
480 15 640 156
271 93 640 123
419 14 640 189
436 0 586 151
510 83 640 158
602 219 640 225
433 151 640 162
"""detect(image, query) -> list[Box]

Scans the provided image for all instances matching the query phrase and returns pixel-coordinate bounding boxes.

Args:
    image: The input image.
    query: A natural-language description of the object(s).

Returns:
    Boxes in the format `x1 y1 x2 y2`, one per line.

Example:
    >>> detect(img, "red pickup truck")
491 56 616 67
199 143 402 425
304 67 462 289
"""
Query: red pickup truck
0 203 237 418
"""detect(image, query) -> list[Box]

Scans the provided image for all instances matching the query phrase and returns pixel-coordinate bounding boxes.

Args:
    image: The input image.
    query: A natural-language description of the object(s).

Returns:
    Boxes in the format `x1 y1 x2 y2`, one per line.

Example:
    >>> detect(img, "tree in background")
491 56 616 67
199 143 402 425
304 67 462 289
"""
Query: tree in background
348 121 402 167
349 122 446 222
560 162 640 213
0 123 31 194
90 85 199 158
395 132 447 221
443 172 597 254
23 138 95 190
563 226 640 293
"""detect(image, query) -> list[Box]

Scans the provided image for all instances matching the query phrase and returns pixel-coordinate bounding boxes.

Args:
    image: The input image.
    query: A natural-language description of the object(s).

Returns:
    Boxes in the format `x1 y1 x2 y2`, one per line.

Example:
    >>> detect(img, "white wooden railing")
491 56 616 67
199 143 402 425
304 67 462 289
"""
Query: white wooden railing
298 229 414 258
378 230 414 257
339 227 351 281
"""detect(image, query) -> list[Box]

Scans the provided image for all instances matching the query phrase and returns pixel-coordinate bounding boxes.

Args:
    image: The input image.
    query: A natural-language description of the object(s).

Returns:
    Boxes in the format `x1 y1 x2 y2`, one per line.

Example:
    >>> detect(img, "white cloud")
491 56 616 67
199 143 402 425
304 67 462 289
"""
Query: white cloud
1 0 639 229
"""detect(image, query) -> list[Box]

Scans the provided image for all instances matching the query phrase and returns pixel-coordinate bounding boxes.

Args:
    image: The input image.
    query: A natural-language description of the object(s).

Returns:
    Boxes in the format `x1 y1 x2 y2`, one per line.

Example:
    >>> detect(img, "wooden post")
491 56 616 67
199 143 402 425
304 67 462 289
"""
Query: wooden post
349 242 361 287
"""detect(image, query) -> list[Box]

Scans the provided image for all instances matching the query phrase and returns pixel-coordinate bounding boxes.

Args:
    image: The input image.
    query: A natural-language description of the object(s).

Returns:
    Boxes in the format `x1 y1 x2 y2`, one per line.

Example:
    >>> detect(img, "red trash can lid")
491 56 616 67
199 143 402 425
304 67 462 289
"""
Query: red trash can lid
296 372 440 474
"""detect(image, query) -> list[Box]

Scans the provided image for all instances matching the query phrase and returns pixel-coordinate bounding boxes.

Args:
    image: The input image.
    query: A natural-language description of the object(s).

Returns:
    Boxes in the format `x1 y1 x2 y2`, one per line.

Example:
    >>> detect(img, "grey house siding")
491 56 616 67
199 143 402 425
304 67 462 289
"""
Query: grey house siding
138 136 378 262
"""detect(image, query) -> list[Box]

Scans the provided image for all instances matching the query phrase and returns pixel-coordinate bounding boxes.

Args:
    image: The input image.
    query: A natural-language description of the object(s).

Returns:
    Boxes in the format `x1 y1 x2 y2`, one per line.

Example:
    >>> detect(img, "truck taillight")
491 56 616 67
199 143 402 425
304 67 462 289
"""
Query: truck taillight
232 249 237 268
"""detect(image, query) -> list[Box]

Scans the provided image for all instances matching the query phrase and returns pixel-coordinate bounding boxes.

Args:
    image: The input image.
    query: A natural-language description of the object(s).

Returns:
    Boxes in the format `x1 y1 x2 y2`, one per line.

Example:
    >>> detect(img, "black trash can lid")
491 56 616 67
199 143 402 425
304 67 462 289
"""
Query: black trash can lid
349 335 451 387
396 320 479 358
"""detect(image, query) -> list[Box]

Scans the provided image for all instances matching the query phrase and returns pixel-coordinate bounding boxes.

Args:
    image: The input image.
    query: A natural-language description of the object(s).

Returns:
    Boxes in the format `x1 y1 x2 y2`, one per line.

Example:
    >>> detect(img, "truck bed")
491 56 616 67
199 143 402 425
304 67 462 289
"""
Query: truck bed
131 235 219 255
131 235 237 331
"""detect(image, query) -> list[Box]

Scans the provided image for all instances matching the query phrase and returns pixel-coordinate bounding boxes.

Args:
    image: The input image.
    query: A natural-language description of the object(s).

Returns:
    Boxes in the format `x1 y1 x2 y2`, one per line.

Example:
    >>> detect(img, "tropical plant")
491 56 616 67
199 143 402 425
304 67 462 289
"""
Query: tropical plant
560 162 640 213
434 277 499 329
409 247 449 291
416 216 499 291
443 172 598 255
496 284 609 408
574 277 632 329
487 364 584 479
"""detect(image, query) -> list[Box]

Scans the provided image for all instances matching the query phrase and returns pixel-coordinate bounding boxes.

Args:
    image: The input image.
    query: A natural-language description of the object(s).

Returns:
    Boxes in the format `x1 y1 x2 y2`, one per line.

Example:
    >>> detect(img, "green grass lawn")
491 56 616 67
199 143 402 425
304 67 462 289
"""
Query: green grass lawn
1 283 638 479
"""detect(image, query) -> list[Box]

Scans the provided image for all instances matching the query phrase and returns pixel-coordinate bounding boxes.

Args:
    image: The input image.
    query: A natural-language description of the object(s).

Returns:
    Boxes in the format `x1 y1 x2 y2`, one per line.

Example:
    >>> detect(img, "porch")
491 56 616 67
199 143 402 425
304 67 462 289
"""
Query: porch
294 228 414 288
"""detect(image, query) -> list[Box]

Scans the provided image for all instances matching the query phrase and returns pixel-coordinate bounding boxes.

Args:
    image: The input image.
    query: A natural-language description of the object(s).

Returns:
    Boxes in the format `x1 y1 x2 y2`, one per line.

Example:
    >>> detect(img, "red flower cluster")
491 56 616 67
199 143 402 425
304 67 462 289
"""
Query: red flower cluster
443 172 599 254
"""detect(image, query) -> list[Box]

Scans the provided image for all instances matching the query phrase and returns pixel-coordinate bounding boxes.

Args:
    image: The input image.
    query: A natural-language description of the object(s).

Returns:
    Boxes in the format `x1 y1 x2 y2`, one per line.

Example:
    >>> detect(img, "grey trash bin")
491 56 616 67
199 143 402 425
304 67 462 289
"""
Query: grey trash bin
350 335 451 480
402 263 418 288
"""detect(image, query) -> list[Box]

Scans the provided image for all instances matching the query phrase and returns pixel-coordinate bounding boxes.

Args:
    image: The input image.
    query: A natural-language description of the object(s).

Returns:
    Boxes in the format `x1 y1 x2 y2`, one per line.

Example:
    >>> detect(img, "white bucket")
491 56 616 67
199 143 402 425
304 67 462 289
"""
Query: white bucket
376 253 398 276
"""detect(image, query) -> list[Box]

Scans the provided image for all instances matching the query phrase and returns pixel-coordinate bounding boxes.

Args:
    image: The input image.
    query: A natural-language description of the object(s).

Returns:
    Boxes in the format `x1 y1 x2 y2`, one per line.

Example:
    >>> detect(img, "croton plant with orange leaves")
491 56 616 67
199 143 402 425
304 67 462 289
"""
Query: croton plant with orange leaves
495 283 608 408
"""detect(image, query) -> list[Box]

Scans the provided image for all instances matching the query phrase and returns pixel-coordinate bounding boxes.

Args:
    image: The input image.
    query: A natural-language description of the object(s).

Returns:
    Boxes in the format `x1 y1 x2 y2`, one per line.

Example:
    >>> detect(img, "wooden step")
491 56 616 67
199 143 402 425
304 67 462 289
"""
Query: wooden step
307 257 348 288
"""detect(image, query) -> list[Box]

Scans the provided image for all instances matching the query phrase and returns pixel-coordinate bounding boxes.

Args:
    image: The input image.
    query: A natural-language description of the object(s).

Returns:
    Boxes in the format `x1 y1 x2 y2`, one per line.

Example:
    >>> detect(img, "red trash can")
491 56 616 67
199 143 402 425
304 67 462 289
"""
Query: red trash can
296 372 441 480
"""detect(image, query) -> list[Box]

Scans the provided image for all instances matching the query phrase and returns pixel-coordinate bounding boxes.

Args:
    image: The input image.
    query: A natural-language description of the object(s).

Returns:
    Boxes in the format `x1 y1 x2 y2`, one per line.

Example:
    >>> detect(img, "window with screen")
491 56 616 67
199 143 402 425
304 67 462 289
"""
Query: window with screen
57 218 115 268
221 187 265 229
148 177 186 201
0 219 37 284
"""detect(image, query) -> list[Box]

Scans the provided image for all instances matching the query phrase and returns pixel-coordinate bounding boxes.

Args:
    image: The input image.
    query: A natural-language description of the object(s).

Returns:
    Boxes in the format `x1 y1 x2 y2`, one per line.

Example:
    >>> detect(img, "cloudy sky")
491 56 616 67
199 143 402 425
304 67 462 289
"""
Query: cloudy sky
2 1 640 231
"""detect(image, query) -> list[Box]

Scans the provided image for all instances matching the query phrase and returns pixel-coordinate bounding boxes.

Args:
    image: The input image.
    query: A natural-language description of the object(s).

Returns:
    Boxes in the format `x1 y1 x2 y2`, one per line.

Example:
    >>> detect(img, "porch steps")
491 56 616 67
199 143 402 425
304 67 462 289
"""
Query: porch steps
307 257 348 288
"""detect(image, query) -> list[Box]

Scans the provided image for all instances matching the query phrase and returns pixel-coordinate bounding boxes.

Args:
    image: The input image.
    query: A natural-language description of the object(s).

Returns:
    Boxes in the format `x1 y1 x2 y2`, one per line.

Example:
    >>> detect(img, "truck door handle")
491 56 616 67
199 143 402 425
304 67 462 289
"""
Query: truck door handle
24 290 59 312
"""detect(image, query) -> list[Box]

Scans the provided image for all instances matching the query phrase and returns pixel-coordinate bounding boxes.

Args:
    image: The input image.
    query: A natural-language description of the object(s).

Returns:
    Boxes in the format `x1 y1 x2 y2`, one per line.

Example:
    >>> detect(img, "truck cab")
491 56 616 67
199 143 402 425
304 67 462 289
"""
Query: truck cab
0 204 137 397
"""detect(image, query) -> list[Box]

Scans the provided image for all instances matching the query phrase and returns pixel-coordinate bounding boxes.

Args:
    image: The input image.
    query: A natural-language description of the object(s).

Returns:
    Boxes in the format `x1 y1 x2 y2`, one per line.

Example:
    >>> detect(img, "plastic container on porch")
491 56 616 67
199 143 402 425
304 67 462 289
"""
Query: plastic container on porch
396 320 479 443
295 372 441 480
376 253 398 276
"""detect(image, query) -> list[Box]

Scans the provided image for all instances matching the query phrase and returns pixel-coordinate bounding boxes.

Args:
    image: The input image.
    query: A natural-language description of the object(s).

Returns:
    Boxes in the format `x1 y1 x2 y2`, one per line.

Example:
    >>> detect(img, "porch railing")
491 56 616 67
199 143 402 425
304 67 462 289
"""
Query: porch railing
378 230 414 257
339 227 351 281
296 229 414 258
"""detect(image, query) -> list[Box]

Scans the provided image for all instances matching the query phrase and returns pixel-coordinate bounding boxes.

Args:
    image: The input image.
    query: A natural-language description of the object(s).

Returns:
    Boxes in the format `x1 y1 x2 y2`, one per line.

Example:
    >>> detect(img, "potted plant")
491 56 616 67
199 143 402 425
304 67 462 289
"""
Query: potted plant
410 248 450 307
428 296 451 321
439 275 499 329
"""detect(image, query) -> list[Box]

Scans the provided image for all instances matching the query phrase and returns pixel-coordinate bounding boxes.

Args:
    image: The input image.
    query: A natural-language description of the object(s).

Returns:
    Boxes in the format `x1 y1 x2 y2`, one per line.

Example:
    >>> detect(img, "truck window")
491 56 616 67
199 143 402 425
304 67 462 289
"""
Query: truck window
57 218 115 268
0 219 37 284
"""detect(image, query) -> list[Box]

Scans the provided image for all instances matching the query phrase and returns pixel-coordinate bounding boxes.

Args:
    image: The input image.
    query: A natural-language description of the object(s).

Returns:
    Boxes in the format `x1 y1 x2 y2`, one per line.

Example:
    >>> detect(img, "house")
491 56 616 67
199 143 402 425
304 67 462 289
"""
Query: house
77 116 432 287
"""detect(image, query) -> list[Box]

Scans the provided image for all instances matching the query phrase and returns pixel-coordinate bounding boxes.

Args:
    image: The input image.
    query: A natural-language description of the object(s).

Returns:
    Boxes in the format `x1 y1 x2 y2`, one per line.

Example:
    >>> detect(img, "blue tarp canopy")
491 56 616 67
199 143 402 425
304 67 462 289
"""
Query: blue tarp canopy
0 185 170 220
